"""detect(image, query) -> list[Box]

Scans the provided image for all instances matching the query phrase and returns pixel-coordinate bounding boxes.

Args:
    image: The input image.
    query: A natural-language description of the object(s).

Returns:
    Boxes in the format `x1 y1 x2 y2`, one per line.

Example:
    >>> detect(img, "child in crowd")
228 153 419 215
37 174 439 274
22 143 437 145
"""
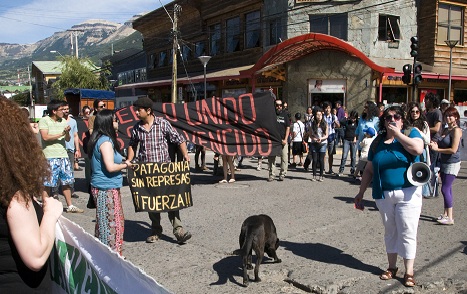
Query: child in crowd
353 127 376 181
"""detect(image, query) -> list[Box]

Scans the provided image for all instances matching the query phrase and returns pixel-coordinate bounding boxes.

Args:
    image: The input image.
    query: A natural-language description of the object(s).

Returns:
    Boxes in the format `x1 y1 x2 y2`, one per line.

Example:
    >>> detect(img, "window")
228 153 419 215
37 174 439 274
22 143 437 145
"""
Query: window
180 44 190 61
438 3 464 45
157 51 167 67
226 16 241 53
209 24 221 55
194 41 205 57
168 49 173 65
148 54 155 69
309 14 348 41
378 15 400 41
245 11 261 48
269 18 282 45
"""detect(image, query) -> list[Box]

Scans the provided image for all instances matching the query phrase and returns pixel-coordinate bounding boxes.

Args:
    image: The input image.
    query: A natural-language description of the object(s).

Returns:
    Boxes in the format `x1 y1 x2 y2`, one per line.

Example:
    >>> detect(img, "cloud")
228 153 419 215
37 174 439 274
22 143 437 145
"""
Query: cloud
0 0 170 44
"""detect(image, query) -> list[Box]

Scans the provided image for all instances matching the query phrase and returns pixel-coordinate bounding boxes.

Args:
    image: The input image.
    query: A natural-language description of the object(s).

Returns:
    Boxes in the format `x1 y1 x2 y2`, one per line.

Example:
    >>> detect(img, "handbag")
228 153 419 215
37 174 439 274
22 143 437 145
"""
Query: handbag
302 141 309 153
298 123 308 153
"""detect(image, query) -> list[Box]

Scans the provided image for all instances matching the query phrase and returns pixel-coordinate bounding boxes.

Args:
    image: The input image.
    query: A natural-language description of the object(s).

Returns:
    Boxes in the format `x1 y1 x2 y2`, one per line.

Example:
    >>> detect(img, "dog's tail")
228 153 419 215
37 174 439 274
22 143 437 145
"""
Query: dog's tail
240 227 254 257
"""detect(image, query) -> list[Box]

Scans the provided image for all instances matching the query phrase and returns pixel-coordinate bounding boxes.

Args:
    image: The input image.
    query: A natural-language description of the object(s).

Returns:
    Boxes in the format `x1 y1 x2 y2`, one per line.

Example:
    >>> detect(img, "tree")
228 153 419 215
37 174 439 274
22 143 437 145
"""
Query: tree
51 56 110 99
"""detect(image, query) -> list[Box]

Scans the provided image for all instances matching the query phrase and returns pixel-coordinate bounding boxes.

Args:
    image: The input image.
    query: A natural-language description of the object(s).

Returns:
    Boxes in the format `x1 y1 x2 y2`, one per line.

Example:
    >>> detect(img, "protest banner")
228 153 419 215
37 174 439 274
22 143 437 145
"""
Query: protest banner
76 92 282 157
128 161 193 212
51 216 170 294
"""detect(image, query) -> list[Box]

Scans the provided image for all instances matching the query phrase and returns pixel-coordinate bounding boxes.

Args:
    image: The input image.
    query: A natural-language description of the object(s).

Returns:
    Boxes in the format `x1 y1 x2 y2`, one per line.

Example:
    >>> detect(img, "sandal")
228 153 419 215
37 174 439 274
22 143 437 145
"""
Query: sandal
380 267 398 280
404 274 416 287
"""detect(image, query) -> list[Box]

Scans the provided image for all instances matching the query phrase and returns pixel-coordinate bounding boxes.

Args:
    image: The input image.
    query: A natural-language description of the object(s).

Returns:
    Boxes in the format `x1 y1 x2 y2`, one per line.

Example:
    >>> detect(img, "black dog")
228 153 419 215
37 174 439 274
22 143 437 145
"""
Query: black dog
239 214 281 287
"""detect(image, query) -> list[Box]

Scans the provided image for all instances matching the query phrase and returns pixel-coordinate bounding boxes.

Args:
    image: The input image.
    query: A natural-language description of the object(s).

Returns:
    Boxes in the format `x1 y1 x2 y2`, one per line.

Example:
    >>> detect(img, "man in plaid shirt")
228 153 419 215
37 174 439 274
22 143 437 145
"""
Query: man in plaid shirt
126 97 192 244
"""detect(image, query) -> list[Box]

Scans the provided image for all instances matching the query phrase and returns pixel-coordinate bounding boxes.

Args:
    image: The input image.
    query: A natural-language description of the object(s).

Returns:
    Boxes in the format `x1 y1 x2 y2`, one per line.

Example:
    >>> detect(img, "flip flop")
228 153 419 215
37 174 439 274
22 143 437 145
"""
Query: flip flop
229 179 236 183
219 179 228 183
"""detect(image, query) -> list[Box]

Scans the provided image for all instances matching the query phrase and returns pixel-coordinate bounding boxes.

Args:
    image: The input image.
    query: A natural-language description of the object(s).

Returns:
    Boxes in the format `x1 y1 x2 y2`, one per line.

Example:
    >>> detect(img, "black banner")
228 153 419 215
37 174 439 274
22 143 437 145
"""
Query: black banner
77 92 282 157
128 161 192 212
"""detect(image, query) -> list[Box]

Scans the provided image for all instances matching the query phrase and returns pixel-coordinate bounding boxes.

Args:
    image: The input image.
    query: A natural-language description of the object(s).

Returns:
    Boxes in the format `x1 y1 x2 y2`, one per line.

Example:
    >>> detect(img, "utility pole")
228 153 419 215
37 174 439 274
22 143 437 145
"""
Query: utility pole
27 66 34 119
171 4 182 103
68 30 83 58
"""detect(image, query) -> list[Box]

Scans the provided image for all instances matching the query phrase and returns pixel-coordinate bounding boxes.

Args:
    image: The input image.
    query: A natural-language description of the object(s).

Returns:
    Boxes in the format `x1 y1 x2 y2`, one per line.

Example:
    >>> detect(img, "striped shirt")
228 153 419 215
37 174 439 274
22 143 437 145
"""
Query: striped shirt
129 116 185 163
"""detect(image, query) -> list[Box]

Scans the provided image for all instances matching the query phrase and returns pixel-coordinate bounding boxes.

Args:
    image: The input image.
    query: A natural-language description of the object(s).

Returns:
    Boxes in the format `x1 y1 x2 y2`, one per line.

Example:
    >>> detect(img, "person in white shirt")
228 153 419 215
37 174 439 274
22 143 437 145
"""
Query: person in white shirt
291 113 306 166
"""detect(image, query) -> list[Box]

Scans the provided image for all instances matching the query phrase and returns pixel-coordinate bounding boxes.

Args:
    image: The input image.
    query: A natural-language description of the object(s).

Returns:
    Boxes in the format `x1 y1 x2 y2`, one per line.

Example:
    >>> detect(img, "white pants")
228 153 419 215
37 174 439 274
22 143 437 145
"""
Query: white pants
375 186 422 260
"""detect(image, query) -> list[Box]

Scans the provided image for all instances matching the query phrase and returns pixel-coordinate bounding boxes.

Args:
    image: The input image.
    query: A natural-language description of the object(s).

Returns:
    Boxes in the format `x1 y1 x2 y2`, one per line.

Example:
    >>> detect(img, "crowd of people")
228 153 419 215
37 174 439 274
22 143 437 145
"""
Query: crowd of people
0 92 464 290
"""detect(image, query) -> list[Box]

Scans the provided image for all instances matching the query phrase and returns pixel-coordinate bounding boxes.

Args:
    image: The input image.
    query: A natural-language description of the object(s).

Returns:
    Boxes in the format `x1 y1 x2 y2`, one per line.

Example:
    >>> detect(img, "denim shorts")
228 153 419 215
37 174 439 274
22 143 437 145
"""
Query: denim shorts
44 158 74 187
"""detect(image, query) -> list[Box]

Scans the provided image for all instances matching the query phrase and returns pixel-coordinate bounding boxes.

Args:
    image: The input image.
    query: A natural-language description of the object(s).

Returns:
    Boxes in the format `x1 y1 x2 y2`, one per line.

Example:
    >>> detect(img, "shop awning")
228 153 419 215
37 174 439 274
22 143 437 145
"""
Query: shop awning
116 65 254 90
240 33 396 77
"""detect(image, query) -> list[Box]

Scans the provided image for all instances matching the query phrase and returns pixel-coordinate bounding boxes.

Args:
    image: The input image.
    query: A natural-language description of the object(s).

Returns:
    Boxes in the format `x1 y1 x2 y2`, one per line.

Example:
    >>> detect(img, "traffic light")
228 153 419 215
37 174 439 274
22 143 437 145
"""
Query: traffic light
402 64 412 84
410 36 419 58
413 63 422 84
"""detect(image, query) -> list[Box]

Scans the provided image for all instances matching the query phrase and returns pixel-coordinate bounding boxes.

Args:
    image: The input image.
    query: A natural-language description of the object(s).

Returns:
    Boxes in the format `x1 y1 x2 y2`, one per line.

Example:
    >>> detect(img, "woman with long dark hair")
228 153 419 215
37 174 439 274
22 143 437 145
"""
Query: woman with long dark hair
307 107 328 181
88 109 128 256
405 103 431 197
355 106 424 287
0 96 63 292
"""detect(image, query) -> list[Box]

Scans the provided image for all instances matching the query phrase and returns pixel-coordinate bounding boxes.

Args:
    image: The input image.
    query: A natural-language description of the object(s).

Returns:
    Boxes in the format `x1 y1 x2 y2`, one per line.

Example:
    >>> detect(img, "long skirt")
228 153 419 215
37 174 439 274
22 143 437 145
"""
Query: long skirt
91 187 125 256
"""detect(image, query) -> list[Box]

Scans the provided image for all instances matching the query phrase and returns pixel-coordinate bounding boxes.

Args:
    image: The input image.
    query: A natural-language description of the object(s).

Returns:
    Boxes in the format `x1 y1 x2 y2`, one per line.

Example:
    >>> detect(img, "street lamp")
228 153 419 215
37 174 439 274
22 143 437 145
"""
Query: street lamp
198 55 211 101
50 50 64 57
445 40 458 101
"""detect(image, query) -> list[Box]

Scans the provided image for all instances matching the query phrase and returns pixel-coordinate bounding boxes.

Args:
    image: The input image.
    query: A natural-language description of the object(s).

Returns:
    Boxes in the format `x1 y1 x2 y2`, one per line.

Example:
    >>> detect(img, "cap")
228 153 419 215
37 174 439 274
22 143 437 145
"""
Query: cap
441 99 450 104
133 97 153 109
364 127 376 137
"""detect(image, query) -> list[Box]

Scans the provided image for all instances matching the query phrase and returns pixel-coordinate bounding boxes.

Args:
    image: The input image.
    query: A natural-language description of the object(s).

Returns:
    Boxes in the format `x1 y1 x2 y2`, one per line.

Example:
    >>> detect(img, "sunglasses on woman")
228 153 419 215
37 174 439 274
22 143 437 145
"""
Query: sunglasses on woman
384 113 402 122
411 110 420 114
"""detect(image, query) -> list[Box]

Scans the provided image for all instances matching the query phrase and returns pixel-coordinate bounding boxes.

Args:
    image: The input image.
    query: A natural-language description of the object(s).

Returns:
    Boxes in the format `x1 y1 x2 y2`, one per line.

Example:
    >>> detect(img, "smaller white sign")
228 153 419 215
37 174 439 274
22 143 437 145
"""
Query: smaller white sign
309 79 346 94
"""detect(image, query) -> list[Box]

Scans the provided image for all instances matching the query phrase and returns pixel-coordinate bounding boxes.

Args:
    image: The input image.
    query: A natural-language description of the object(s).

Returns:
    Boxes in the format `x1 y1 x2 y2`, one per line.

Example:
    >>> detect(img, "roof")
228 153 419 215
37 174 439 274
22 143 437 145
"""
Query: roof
241 33 396 76
116 65 254 90
64 88 115 99
32 61 62 74
0 86 30 93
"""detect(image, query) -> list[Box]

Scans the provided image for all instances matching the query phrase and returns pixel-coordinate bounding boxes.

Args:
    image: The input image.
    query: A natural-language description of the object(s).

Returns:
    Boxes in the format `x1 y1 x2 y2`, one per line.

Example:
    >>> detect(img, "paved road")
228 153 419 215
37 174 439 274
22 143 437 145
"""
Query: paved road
64 148 467 294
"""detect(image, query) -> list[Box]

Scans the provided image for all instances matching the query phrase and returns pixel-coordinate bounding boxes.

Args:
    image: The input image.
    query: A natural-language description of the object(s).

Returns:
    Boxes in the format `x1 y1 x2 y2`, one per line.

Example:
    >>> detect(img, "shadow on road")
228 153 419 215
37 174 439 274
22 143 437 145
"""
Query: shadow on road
281 240 381 275
123 219 152 242
333 196 378 211
210 255 243 287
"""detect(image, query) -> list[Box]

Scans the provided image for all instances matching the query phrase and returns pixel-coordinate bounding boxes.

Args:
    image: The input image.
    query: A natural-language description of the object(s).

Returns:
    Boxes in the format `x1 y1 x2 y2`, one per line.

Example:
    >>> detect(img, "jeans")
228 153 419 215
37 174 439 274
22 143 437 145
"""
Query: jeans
339 140 356 173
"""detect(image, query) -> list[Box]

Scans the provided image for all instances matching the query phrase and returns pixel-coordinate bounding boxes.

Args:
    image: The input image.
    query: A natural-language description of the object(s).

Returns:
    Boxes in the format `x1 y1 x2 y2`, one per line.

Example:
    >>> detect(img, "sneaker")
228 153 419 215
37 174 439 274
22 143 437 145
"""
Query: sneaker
202 166 209 171
174 227 192 244
437 214 448 220
318 177 324 182
278 176 285 181
337 173 344 177
437 218 454 225
71 193 79 199
66 205 84 213
267 177 275 182
311 177 317 182
256 165 262 171
146 234 160 243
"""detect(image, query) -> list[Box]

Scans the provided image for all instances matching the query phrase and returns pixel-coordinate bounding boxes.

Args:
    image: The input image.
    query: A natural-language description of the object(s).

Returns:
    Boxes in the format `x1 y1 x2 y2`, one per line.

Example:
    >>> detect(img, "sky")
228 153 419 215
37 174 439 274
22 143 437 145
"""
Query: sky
0 0 171 44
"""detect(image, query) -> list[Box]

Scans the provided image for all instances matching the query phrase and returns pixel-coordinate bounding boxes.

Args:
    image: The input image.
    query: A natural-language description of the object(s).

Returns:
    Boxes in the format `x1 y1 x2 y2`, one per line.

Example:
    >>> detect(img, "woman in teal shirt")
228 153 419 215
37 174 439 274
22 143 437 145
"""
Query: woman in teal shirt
88 110 129 256
355 106 424 287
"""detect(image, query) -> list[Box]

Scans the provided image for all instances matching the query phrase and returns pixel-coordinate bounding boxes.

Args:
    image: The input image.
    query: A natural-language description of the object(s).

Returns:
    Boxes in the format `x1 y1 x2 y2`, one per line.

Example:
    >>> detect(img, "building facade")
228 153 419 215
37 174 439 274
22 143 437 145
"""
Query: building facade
117 0 467 115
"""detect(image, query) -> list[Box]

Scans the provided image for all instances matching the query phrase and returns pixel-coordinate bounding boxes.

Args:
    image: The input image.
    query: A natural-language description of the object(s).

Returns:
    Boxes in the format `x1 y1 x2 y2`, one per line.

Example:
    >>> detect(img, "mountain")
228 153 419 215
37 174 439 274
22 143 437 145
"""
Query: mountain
0 16 145 84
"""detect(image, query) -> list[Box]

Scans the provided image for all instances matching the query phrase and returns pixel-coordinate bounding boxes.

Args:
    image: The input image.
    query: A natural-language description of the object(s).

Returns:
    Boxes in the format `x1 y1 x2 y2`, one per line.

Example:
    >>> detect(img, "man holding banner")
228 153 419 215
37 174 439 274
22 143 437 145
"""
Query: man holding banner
126 97 192 244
